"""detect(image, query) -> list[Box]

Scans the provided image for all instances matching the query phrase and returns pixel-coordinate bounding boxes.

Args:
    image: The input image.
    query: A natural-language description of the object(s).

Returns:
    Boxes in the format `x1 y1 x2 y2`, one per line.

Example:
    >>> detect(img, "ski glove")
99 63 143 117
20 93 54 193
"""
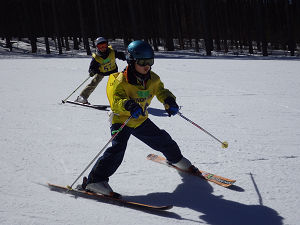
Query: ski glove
89 72 104 77
164 97 179 117
89 72 96 77
116 51 126 61
89 58 101 75
124 100 144 119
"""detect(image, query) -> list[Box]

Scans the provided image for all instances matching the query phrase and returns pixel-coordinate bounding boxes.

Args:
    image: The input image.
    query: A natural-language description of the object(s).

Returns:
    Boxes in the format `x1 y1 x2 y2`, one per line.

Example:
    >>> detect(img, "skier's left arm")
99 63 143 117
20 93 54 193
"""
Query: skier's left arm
156 79 179 117
88 57 103 77
111 82 130 114
115 50 126 61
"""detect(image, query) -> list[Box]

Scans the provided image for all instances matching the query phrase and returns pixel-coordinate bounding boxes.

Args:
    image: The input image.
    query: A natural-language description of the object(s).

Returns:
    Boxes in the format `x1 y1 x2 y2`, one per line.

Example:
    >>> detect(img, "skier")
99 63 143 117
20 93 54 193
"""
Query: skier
84 40 198 196
75 37 126 104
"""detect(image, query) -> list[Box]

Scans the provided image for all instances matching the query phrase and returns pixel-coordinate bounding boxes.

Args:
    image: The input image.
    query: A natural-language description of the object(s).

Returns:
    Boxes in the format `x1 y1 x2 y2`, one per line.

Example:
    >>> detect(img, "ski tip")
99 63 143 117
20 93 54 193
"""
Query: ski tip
152 204 173 210
147 153 158 160
164 205 173 210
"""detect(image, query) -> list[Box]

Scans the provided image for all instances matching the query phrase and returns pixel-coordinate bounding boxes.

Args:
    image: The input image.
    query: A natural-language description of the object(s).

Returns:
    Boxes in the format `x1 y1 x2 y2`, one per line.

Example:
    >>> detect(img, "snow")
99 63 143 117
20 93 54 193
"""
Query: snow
1 54 300 225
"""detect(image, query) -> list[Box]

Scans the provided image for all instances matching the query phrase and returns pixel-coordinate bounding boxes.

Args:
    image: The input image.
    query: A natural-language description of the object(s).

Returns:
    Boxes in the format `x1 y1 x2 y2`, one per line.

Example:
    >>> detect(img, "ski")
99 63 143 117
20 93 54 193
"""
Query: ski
147 154 236 187
48 183 173 211
63 100 110 110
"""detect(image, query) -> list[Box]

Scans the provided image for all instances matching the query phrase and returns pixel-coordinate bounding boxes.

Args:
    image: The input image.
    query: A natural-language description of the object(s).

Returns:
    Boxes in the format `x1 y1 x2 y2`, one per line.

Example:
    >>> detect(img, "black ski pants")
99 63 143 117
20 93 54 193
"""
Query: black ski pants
87 118 183 183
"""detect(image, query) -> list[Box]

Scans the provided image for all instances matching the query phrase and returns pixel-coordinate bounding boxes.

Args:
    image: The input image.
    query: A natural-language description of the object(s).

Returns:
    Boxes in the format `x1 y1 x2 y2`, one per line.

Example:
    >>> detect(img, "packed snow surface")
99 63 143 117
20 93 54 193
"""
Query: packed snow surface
1 55 299 225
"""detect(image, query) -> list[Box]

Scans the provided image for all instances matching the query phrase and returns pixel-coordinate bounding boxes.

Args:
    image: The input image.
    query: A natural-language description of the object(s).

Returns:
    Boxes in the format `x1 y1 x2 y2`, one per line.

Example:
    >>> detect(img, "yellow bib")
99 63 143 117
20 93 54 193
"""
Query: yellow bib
92 46 117 73
106 70 175 128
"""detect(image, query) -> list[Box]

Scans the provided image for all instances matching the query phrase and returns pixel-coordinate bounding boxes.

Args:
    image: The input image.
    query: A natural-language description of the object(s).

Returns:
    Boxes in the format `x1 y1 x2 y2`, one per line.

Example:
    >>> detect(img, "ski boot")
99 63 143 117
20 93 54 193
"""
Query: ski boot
75 96 90 104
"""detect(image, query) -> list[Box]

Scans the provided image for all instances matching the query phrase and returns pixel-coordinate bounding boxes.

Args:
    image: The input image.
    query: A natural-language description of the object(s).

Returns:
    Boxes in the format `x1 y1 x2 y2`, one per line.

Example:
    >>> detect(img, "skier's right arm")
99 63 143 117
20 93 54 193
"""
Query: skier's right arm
110 79 142 119
124 100 143 118
88 58 101 77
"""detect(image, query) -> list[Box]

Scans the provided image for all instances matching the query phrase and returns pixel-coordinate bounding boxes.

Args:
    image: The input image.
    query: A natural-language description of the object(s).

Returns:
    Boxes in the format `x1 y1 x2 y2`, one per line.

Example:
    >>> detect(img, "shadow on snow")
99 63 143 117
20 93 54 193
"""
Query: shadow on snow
147 107 168 117
124 172 283 225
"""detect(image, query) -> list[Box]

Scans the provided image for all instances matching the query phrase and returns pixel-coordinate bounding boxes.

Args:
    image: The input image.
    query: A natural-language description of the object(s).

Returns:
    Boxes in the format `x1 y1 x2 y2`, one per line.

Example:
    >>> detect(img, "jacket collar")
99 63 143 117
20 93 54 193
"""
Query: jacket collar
123 66 151 88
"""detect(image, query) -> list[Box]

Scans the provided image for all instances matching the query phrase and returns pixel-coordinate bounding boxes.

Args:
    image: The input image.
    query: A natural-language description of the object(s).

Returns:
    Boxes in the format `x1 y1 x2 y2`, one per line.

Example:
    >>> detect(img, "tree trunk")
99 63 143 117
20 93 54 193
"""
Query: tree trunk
57 37 62 54
224 40 228 53
30 37 37 53
77 0 91 55
153 38 159 51
83 37 91 55
286 0 295 56
5 37 12 51
195 39 199 52
73 37 79 50
165 38 174 51
201 0 212 56
65 37 70 51
45 37 50 54
248 40 253 54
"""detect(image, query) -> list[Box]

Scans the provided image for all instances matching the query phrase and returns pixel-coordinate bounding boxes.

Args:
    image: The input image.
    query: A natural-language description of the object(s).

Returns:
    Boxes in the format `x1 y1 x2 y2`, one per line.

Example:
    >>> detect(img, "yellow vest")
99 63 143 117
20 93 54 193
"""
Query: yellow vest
106 68 175 128
92 46 117 73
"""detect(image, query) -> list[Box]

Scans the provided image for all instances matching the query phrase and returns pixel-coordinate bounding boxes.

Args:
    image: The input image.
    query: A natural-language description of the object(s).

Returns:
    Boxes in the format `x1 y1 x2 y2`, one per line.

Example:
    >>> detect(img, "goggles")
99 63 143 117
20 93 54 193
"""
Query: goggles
136 58 154 66
97 42 108 50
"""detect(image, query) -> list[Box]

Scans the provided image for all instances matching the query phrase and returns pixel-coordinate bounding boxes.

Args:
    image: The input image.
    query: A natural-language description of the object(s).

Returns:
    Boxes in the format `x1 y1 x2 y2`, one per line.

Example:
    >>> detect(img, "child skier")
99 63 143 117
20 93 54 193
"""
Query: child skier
76 37 126 104
84 40 198 196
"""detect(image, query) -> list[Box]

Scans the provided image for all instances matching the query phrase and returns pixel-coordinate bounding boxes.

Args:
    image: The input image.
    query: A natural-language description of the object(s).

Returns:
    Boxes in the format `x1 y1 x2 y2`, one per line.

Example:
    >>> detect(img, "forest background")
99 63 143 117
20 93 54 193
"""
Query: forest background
1 0 299 57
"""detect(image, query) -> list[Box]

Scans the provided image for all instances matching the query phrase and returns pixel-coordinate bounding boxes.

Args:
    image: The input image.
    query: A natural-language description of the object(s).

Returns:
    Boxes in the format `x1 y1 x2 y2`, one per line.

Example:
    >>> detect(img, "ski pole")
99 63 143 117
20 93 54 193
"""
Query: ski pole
177 111 228 149
61 76 90 103
67 116 132 190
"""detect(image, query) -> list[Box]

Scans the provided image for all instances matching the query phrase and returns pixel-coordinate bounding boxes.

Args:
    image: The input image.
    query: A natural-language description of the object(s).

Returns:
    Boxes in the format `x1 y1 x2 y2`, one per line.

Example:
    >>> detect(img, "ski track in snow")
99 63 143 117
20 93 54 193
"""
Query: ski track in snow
0 57 299 225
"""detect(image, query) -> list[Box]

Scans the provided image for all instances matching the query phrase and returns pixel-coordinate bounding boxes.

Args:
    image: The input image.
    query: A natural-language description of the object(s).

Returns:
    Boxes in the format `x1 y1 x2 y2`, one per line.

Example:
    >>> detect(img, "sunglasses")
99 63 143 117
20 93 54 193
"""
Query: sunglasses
97 43 108 50
136 58 154 66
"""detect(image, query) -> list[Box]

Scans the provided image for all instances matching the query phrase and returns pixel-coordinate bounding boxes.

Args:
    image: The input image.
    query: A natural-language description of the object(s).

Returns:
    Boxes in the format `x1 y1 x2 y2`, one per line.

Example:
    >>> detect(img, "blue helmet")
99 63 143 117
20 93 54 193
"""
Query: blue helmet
127 40 154 60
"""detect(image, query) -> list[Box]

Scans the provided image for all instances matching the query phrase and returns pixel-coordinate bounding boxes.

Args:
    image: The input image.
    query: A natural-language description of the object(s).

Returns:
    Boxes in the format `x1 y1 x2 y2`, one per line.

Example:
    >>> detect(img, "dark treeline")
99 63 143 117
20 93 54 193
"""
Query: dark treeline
1 0 299 56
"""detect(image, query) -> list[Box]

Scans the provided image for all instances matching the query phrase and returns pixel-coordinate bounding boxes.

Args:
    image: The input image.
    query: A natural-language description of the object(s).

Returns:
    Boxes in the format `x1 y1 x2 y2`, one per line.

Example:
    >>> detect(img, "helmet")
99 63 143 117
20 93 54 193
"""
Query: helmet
127 40 154 60
95 37 108 45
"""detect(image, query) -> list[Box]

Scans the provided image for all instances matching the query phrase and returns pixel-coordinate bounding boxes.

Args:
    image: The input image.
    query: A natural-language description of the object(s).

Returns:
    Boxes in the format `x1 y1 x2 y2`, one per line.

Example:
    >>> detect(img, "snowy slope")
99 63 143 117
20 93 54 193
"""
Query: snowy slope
1 56 300 225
